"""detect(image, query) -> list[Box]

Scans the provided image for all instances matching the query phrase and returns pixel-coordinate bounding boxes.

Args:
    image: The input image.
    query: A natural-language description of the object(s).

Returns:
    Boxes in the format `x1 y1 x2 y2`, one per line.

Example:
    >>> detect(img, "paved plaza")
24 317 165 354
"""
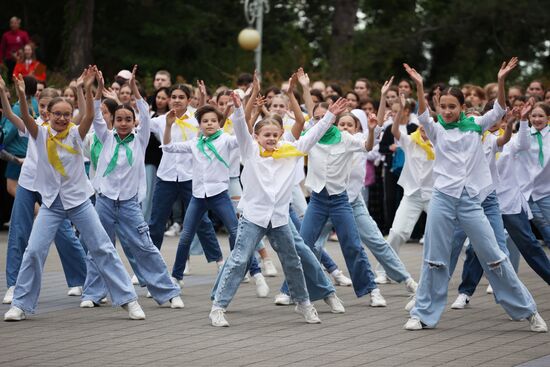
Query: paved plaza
0 230 548 367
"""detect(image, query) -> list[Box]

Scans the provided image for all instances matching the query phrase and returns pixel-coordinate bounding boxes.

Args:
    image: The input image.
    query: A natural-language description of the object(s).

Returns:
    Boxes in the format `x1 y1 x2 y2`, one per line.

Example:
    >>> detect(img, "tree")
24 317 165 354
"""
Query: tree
65 0 95 78
328 0 359 82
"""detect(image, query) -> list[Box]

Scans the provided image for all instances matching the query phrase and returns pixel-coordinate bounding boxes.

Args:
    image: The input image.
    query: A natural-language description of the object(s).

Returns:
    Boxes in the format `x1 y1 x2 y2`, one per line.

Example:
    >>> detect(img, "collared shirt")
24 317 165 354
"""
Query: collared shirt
515 124 550 201
17 117 44 191
33 125 94 209
478 130 504 200
418 101 505 199
162 132 238 198
235 107 335 228
397 133 434 200
150 111 199 182
305 131 368 195
92 99 149 202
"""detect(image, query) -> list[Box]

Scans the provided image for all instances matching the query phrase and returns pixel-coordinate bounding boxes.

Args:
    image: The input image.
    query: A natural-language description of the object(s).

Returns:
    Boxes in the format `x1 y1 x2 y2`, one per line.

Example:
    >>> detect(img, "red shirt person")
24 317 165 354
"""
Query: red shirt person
13 44 46 82
0 17 30 77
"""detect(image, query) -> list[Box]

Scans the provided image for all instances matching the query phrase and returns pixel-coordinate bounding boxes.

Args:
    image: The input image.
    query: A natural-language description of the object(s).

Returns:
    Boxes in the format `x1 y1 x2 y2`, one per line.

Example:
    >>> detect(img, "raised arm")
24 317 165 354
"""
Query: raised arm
197 80 207 108
13 74 37 139
391 93 406 141
231 92 255 157
78 67 96 140
163 109 176 145
0 75 25 132
496 107 518 147
376 76 394 127
297 67 314 118
497 57 518 110
245 71 261 134
365 113 379 151
287 73 306 140
73 70 87 125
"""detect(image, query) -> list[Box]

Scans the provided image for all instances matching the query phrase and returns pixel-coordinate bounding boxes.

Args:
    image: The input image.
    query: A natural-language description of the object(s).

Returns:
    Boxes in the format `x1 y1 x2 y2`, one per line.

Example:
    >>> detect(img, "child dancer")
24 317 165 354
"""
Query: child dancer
81 66 183 309
0 78 87 304
4 69 145 321
209 94 348 327
403 59 547 332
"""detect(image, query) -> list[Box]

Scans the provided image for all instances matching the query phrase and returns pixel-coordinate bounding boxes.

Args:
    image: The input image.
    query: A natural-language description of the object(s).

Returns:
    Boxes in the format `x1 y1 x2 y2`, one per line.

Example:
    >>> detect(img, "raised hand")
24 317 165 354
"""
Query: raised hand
498 57 518 81
252 70 261 92
231 91 242 108
197 80 207 97
367 113 378 130
403 64 423 86
328 97 348 115
129 65 138 89
297 67 310 88
12 74 25 96
0 74 6 91
165 109 177 125
381 76 394 97
76 68 87 88
399 93 406 109
83 66 95 88
520 100 533 120
95 69 105 99
286 73 297 95
254 94 266 108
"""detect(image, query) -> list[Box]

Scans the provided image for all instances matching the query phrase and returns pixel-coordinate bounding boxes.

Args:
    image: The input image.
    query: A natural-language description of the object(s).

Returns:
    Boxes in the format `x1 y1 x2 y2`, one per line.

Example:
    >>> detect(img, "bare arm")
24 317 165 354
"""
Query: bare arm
287 73 306 140
297 67 314 117
245 71 260 133
13 74 38 139
497 57 518 110
163 109 176 145
0 76 25 131
497 107 518 147
365 113 379 151
78 67 96 140
376 76 394 127
404 64 426 116
391 93 406 141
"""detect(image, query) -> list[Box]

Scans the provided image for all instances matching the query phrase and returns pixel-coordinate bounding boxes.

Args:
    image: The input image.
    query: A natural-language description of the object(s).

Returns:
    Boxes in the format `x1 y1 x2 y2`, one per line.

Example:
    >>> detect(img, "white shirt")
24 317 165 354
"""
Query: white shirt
496 121 532 216
397 133 434 200
92 99 149 201
418 102 505 199
235 107 335 228
515 124 550 201
150 111 199 182
33 125 94 209
305 131 368 195
17 117 44 191
221 115 242 178
162 132 238 198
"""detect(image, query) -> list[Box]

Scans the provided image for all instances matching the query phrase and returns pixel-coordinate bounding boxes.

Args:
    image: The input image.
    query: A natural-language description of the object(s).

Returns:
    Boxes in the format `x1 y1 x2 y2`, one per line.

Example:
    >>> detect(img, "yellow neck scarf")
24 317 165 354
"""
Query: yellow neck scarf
47 123 79 177
258 143 306 159
410 130 434 160
482 128 504 142
174 113 198 140
223 118 233 134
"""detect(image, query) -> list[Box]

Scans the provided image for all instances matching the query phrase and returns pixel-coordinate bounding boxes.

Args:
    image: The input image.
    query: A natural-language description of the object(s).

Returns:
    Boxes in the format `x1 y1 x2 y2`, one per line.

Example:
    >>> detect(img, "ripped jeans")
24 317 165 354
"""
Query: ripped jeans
411 189 537 328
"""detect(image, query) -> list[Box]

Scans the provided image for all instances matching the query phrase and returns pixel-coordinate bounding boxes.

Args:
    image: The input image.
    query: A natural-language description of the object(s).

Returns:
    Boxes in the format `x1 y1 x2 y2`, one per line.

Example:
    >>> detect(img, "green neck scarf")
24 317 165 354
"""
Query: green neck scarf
90 134 103 170
437 112 482 135
103 133 134 177
533 130 544 167
197 130 229 168
318 125 342 145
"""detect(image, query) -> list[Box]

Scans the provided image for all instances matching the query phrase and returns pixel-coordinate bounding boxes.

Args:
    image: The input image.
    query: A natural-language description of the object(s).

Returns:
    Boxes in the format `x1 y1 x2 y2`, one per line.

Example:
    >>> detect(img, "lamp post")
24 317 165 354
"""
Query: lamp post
239 0 269 76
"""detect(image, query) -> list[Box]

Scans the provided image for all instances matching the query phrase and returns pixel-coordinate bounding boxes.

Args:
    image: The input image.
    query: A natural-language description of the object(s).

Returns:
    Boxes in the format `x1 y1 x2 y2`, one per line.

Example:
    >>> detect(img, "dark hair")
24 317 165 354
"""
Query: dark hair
482 99 510 115
529 80 545 90
345 91 359 101
264 86 281 96
114 104 136 121
398 79 413 89
216 89 232 103
102 98 119 123
23 76 37 97
312 102 330 116
335 112 360 128
533 102 550 116
47 96 73 112
169 84 192 99
254 116 283 135
327 95 339 103
310 89 324 102
328 83 342 97
151 87 170 113
38 87 60 101
440 87 465 105
195 105 224 124
355 78 371 89
237 73 253 87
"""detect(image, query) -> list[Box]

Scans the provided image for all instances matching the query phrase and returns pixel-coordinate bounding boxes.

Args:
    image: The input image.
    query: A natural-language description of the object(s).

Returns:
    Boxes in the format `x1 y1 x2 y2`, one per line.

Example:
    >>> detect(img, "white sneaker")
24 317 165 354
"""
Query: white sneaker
242 274 250 283
274 293 293 305
4 306 25 321
486 284 493 294
405 278 418 293
164 222 181 237
131 275 139 285
451 294 470 309
170 296 184 309
324 293 345 313
331 269 352 286
369 288 387 307
122 301 146 320
3 286 14 304
295 304 321 324
146 291 152 298
529 312 548 333
67 286 82 296
405 295 416 312
210 308 229 327
100 298 108 304
374 274 391 284
80 300 96 308
254 274 270 298
216 260 224 272
170 276 184 289
262 259 278 277
404 317 423 330
419 236 425 245
183 260 191 275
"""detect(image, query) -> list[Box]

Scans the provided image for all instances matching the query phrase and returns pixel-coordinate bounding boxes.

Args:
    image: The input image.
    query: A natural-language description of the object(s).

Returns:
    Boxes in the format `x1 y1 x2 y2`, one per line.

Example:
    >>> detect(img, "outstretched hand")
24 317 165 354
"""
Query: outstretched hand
0 74 6 91
381 76 394 96
498 57 518 81
165 109 177 125
12 74 25 96
231 91 242 108
328 97 348 115
297 67 310 88
520 100 533 120
367 113 378 130
129 65 138 89
403 64 423 86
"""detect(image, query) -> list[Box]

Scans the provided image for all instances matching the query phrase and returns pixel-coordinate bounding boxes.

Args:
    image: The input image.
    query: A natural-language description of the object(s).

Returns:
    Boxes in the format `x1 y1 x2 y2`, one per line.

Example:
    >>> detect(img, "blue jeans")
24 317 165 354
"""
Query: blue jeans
6 184 87 288
279 219 335 301
83 195 180 305
212 218 309 308
148 178 222 263
142 164 157 222
300 189 377 298
12 196 137 313
171 191 261 280
529 198 550 247
448 191 509 296
411 189 537 327
502 209 550 285
351 197 410 282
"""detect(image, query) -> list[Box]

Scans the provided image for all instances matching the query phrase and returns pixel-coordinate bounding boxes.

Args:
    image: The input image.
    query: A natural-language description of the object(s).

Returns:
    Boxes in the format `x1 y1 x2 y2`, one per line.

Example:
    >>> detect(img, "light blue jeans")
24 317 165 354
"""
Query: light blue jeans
411 189 537 327
529 198 550 247
141 164 157 222
83 194 180 305
6 184 87 288
212 218 309 308
279 219 335 301
12 196 137 313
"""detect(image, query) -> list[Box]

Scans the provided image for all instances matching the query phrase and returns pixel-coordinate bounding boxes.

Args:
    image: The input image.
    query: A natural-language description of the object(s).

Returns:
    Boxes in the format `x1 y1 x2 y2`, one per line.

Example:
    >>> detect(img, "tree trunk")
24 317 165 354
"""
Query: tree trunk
66 0 94 78
328 0 358 83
